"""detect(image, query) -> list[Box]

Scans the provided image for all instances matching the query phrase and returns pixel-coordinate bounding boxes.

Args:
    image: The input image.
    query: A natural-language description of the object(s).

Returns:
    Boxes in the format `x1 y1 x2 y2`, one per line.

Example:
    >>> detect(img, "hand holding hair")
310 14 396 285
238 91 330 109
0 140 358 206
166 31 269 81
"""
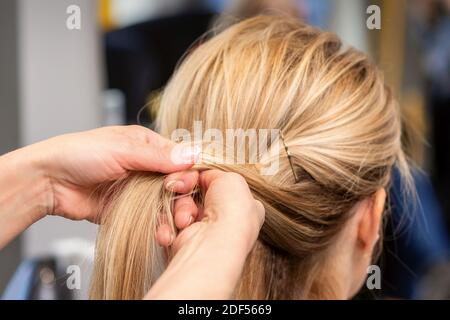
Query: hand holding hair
147 170 265 300
0 125 199 249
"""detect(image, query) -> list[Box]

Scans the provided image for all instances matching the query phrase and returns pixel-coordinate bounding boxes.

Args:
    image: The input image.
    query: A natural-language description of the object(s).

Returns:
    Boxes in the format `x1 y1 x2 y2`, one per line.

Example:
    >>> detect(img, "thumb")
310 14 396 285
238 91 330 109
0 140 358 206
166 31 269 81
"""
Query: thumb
198 169 227 190
123 127 201 173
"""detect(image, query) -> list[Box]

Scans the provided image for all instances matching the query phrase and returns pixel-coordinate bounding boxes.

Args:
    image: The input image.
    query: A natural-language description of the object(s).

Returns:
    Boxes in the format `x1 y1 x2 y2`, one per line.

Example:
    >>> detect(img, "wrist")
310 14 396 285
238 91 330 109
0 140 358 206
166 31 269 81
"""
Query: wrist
0 145 54 248
1 145 54 220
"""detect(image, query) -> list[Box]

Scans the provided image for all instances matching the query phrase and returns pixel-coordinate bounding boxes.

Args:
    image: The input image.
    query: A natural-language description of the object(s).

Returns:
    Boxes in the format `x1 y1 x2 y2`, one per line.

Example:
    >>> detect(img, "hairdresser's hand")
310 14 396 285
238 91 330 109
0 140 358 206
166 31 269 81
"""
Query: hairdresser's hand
5 126 199 223
157 170 265 254
1 125 200 248
148 170 265 299
43 126 202 222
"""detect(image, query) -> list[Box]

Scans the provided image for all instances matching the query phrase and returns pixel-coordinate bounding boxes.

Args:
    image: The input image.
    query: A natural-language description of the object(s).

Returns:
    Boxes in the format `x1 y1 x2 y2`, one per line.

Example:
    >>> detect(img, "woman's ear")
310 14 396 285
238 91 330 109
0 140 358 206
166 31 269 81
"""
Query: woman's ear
356 188 386 253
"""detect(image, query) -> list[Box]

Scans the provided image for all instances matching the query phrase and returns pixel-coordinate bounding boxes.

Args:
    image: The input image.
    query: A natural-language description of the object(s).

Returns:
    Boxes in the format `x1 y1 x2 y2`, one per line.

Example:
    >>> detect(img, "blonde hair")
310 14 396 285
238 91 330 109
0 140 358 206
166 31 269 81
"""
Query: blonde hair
90 16 412 299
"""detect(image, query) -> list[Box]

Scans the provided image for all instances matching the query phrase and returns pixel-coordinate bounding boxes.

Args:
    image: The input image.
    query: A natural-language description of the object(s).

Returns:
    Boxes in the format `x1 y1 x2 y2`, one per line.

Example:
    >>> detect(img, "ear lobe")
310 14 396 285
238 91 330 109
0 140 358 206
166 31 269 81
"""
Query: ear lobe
357 188 386 252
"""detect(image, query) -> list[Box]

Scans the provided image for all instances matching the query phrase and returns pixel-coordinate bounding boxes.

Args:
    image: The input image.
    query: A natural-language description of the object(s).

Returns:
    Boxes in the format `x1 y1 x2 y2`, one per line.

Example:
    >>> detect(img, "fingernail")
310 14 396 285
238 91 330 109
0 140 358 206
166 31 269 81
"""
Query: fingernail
169 233 174 246
181 145 201 163
170 144 201 165
166 180 176 190
165 180 184 191
186 215 193 226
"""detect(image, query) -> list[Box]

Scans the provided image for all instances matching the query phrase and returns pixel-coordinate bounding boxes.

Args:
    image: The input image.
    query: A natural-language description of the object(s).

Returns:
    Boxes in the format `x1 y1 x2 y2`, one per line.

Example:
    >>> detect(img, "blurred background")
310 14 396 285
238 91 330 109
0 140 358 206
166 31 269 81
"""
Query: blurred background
0 0 449 299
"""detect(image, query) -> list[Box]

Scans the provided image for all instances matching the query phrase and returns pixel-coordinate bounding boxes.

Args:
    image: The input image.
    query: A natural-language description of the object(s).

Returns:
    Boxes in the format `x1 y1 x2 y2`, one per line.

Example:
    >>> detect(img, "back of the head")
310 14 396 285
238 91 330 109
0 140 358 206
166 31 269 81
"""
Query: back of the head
90 16 412 299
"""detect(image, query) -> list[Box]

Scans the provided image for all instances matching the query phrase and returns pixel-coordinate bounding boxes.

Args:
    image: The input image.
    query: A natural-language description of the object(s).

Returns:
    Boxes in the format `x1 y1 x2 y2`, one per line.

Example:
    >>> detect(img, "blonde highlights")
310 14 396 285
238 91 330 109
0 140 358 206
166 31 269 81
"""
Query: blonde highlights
90 16 411 299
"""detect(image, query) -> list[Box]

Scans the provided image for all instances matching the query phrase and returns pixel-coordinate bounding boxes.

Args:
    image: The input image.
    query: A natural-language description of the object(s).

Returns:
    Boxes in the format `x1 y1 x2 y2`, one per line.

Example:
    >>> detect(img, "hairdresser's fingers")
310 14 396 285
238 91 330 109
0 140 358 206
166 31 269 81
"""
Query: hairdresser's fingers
198 169 227 190
174 196 198 229
156 223 173 247
122 126 200 173
199 170 251 196
165 170 199 194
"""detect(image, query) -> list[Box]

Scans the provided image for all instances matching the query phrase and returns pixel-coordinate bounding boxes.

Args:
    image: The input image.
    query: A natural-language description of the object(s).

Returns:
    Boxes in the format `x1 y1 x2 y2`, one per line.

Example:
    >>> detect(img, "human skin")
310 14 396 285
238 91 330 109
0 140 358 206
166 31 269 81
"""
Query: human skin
0 125 264 299
148 170 265 299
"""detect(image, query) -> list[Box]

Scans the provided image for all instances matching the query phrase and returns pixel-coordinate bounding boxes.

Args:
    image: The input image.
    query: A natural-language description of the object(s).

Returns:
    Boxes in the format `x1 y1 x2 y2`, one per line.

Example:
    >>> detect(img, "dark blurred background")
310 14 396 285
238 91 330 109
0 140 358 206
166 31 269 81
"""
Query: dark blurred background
0 0 449 299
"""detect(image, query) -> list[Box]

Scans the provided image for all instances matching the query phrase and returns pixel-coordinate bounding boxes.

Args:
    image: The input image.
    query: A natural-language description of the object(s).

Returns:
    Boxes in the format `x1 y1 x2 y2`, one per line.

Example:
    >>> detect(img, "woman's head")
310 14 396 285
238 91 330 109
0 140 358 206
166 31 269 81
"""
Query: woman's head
90 16 411 299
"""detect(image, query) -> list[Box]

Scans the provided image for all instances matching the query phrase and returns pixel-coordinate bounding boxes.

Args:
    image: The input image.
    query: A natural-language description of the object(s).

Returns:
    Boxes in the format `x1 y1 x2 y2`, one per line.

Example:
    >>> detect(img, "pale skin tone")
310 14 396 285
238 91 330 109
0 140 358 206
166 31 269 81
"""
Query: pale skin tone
0 125 264 299
0 125 385 299
330 188 386 298
148 170 265 299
